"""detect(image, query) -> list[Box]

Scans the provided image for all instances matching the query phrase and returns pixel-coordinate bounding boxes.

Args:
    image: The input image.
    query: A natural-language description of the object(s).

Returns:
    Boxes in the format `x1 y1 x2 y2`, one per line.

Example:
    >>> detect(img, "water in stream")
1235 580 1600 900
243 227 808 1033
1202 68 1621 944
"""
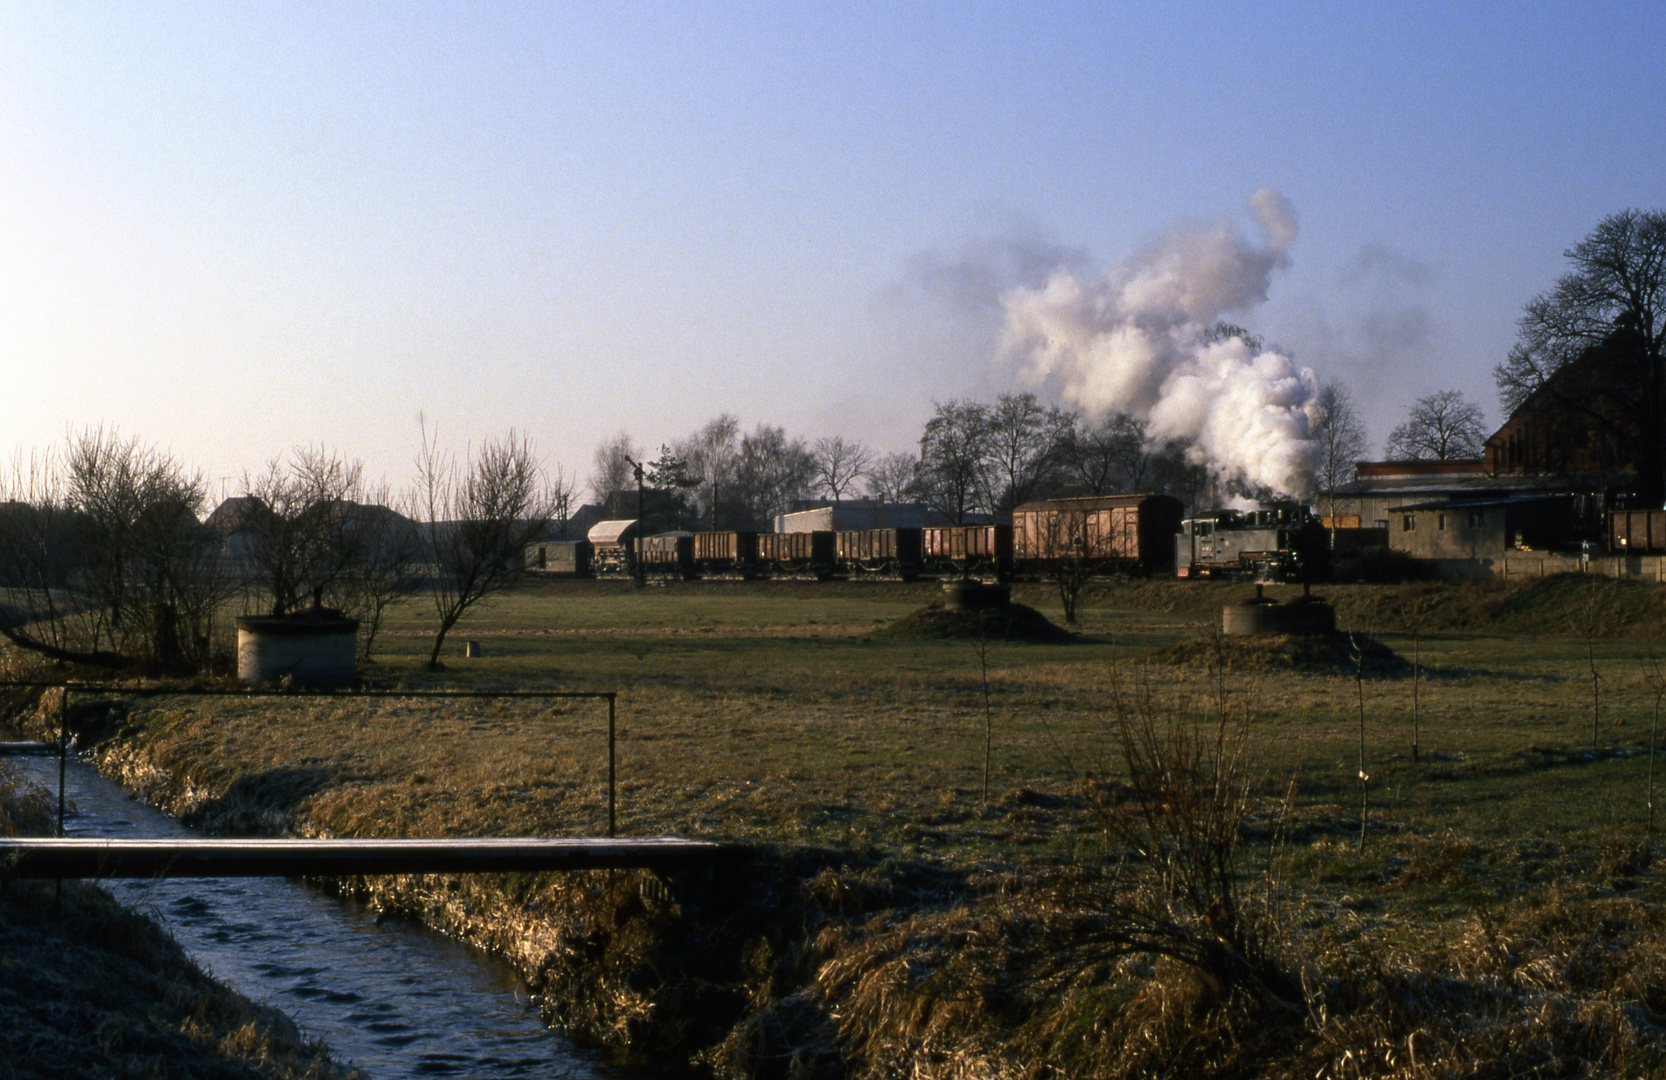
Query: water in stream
17 756 626 1080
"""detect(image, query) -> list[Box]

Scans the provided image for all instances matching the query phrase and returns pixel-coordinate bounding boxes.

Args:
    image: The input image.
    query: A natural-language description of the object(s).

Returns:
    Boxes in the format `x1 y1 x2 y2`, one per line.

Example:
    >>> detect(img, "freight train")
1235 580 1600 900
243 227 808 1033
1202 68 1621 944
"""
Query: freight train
526 494 1185 583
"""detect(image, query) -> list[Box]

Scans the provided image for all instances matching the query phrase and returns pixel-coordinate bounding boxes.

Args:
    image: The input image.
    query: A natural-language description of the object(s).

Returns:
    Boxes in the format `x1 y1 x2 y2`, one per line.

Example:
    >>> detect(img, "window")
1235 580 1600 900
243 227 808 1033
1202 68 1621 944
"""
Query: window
1438 513 1447 531
1374 519 1389 530
1468 511 1485 529
1402 515 1416 532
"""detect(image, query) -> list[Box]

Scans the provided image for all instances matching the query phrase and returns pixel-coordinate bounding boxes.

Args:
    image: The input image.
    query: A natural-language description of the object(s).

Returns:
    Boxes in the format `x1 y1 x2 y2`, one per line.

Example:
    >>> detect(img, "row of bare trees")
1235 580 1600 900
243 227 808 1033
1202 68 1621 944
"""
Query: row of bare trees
0 431 224 671
586 383 1496 537
0 426 568 674
586 396 1219 532
910 394 1219 522
589 420 833 532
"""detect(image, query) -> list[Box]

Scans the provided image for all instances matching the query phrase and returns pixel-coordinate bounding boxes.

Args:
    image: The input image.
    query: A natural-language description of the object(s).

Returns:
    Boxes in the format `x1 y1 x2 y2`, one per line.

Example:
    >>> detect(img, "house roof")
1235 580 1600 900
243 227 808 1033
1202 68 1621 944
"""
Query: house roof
1012 493 1175 513
205 495 268 532
1333 472 1593 500
1386 494 1575 513
1354 459 1489 480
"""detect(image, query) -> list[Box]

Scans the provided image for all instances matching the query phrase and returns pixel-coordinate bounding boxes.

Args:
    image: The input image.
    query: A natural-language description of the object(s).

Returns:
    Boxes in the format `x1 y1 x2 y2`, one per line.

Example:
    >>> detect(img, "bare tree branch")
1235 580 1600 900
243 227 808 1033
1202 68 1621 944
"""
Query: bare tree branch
811 436 872 503
417 423 555 668
1384 390 1487 461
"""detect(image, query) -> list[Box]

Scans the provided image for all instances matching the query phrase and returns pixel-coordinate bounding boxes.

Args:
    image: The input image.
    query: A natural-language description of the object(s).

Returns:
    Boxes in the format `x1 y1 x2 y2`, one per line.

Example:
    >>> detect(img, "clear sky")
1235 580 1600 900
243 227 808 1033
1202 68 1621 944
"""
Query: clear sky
3 1 1663 502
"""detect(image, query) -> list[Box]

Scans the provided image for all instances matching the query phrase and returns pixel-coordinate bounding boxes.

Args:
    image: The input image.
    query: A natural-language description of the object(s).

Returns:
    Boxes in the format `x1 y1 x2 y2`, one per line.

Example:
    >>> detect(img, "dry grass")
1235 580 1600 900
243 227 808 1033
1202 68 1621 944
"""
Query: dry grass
1150 631 1413 677
9 574 1666 1075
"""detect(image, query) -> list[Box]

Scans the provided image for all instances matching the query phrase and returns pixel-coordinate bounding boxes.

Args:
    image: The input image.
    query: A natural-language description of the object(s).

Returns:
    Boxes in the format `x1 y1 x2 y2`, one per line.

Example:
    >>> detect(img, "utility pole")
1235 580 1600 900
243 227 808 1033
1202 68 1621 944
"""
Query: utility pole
624 456 646 583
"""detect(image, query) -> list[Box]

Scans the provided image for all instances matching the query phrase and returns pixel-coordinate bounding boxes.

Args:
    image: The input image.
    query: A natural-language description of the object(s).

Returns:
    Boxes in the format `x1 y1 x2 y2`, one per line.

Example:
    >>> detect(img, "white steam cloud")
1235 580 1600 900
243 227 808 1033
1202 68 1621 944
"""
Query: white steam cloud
1000 188 1319 497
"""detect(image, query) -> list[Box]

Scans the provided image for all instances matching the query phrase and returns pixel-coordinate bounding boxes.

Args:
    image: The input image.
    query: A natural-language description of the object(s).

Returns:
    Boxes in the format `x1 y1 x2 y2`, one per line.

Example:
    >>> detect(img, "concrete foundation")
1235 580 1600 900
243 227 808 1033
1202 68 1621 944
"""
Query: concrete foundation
1220 586 1337 636
236 609 359 689
942 581 1012 612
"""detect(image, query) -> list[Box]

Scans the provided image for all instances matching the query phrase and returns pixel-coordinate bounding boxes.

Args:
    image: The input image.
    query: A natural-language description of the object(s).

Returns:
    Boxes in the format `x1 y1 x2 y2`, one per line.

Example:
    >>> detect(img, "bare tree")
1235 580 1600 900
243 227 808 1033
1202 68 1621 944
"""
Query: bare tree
1384 390 1487 461
547 464 580 539
1309 381 1369 527
676 414 740 528
983 393 1074 513
589 432 640 517
0 429 230 673
222 450 427 661
236 447 367 617
917 400 992 523
417 426 555 668
864 452 919 505
1494 209 1666 502
811 436 872 503
733 425 816 529
1063 412 1151 495
334 479 422 662
0 451 83 656
1030 505 1114 624
1148 439 1212 516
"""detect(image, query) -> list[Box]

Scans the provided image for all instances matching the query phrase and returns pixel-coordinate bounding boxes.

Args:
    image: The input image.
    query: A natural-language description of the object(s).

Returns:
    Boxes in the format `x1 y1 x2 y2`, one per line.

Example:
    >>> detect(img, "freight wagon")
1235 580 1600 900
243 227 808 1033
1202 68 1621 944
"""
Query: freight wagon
755 530 837 578
639 532 694 578
1610 509 1666 553
923 524 1013 582
525 540 590 577
692 530 760 577
586 519 641 577
836 528 924 579
1012 494 1182 576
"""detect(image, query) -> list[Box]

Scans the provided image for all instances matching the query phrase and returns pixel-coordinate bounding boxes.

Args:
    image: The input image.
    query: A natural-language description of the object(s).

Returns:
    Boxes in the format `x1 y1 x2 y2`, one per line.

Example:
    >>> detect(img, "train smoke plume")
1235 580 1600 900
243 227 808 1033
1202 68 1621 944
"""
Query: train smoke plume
1000 188 1319 497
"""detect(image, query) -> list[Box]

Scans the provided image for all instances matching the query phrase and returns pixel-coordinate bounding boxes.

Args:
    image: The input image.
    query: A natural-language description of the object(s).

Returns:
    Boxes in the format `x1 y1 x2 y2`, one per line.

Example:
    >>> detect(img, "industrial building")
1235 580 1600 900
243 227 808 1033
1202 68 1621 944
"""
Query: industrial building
1326 349 1654 579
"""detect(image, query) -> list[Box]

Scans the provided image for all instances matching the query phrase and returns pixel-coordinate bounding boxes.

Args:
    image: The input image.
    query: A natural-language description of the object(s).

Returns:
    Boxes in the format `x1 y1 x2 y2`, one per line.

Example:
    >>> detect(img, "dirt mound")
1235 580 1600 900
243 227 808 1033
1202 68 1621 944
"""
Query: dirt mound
876 601 1076 643
1151 630 1412 677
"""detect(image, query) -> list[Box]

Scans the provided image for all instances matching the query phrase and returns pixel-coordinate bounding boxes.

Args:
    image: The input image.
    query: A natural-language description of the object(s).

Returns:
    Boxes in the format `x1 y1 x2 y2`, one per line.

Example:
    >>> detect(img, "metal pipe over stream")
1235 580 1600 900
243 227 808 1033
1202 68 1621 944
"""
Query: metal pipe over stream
0 836 743 878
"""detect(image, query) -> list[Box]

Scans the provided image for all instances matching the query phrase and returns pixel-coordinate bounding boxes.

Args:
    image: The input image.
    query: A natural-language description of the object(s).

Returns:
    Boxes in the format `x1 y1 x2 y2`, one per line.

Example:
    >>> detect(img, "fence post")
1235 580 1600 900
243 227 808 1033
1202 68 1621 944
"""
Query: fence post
57 690 67 838
607 693 617 838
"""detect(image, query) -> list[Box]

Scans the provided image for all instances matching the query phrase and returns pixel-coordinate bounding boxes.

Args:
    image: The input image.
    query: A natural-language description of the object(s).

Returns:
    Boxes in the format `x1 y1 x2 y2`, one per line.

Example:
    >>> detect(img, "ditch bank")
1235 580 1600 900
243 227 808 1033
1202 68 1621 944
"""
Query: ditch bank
8 689 980 1075
0 764 361 1080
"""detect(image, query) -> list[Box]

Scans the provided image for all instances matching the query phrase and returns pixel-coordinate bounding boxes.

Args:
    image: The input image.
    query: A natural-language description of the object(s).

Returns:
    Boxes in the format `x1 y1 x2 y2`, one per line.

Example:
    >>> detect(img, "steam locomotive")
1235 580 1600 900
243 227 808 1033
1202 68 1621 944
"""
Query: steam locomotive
1175 504 1329 581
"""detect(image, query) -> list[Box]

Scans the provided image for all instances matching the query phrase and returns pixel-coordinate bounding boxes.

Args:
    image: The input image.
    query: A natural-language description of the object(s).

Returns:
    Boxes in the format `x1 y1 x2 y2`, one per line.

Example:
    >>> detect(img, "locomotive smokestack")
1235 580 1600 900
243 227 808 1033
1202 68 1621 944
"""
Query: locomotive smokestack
1000 188 1318 498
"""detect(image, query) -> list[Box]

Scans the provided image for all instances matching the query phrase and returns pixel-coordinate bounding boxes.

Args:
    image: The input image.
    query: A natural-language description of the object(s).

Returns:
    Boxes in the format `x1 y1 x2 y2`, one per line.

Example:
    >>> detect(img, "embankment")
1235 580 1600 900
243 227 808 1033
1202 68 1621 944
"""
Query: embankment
0 763 360 1080
1101 573 1666 637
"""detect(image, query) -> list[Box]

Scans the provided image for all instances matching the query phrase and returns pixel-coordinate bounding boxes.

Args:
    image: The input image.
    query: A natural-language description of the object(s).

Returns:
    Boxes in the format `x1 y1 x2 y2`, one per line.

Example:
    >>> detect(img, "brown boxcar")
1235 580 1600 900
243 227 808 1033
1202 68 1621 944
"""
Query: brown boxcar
639 533 694 578
1610 509 1666 553
1013 494 1183 574
692 531 759 575
756 530 836 575
923 524 1013 581
836 528 925 578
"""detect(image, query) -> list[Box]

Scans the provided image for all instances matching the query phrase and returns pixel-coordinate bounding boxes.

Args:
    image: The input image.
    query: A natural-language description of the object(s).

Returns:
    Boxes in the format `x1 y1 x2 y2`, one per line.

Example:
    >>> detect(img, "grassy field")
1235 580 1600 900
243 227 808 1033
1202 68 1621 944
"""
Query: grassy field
13 573 1666 1076
298 576 1666 864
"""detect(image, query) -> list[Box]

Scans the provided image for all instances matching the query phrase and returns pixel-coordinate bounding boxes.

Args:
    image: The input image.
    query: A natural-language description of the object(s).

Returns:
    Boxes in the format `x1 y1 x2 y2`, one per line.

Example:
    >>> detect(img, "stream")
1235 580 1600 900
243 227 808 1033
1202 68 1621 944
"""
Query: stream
15 756 628 1080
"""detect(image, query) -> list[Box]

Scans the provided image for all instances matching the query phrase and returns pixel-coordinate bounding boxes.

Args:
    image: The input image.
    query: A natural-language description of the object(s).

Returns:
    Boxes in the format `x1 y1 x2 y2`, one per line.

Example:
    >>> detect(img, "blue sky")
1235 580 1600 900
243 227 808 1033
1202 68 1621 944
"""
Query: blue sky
3 2 1663 499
